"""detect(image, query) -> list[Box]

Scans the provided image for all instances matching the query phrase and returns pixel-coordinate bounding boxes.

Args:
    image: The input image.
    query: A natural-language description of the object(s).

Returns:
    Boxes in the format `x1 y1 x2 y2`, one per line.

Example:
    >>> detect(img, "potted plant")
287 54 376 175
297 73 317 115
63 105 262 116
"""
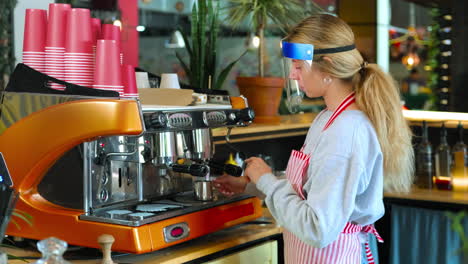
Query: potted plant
0 0 17 90
226 0 321 123
176 0 246 91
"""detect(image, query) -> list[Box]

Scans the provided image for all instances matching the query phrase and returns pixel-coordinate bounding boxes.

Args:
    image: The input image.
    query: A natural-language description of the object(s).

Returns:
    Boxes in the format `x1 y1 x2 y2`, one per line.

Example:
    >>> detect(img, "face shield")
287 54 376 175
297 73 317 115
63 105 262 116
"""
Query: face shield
281 41 314 113
281 41 356 113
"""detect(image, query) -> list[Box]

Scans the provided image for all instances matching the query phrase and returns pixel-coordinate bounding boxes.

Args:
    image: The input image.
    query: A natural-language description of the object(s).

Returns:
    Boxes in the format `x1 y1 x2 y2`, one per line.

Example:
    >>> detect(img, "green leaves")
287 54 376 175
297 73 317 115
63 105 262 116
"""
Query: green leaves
10 209 33 230
224 0 322 77
214 50 247 90
225 0 312 33
178 0 245 90
446 211 468 257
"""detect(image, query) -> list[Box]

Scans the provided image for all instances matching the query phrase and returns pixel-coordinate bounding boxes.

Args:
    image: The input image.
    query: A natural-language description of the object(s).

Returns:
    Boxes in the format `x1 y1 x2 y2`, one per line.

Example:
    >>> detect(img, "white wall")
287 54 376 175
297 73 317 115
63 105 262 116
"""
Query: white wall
14 0 54 64
377 0 390 73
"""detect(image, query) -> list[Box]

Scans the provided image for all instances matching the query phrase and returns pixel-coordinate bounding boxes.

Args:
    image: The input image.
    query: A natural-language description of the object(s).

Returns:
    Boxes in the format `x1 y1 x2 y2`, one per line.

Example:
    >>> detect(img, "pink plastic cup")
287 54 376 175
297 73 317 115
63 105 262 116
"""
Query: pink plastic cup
91 18 102 45
122 65 138 98
102 24 123 63
94 39 122 87
23 9 47 52
46 3 71 47
101 24 121 42
65 8 93 53
45 3 69 90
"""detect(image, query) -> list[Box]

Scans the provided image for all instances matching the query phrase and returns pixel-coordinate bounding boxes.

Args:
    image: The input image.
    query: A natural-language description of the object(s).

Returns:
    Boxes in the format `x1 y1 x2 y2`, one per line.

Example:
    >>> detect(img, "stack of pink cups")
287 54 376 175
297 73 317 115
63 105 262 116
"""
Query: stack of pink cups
64 8 94 88
94 40 123 96
22 9 47 73
102 24 123 64
122 65 139 98
45 3 71 90
91 18 102 53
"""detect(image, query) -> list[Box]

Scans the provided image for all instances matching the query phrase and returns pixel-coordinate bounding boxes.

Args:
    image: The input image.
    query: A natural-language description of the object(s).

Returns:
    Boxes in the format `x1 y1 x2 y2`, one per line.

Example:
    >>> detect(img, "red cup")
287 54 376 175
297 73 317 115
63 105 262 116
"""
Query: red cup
23 9 47 52
94 39 122 86
65 8 93 53
101 24 123 64
91 18 102 45
122 65 138 98
101 24 121 42
46 3 71 47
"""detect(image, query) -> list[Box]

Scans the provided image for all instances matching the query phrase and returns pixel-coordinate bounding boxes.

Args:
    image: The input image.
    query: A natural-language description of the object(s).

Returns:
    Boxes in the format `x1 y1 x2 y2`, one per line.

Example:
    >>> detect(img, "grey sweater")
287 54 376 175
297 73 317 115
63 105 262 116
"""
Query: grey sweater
256 110 385 248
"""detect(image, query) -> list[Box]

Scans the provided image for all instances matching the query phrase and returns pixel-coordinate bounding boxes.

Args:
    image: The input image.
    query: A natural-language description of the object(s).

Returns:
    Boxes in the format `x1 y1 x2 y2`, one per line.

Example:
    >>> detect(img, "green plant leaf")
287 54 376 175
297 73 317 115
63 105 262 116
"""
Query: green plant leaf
446 211 468 255
223 0 322 77
11 210 33 227
214 50 247 90
7 253 28 262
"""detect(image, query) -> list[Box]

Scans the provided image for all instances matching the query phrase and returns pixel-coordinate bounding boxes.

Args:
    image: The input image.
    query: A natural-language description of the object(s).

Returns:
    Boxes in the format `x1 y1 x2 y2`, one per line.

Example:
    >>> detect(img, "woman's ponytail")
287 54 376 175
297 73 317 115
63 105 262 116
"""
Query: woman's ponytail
354 64 414 193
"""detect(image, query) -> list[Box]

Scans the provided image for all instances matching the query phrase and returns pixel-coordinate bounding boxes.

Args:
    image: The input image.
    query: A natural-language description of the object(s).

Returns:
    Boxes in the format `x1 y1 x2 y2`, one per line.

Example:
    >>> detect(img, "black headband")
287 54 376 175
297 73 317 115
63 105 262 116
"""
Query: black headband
314 44 356 55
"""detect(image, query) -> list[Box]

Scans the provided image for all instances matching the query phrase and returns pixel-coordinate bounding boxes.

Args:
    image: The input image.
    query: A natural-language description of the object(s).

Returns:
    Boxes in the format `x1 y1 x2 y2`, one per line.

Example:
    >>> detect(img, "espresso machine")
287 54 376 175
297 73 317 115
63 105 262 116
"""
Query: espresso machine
0 90 262 254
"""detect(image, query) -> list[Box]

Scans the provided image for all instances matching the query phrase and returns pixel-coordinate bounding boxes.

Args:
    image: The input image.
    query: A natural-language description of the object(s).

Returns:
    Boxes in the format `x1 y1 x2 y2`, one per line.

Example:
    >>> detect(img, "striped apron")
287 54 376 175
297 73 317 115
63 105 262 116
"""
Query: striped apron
283 92 383 264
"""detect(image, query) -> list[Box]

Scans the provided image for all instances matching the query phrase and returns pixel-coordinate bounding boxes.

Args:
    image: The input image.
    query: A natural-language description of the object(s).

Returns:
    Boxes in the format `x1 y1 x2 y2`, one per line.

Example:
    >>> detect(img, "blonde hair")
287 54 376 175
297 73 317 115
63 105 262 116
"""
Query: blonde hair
286 14 414 193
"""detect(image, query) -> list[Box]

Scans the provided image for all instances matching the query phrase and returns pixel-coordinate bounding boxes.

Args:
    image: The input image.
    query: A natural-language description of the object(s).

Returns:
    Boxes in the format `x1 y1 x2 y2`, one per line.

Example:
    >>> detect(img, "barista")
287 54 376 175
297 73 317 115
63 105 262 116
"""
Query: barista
214 14 414 263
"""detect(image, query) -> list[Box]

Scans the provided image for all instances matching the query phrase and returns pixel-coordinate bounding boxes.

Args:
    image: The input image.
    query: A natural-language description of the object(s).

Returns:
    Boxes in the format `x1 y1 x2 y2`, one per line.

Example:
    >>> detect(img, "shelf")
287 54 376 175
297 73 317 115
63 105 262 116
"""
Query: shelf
403 110 468 128
385 186 468 207
212 110 468 144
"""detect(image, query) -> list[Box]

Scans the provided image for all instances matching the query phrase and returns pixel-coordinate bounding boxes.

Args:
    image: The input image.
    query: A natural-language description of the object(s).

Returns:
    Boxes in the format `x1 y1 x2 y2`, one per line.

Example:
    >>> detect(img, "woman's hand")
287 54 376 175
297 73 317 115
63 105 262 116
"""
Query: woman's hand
244 157 272 184
213 174 249 197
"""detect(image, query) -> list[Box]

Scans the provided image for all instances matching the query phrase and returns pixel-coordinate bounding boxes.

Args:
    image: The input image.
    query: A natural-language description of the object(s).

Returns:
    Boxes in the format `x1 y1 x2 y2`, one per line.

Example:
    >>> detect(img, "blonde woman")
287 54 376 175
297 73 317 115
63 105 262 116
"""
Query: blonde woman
214 14 414 263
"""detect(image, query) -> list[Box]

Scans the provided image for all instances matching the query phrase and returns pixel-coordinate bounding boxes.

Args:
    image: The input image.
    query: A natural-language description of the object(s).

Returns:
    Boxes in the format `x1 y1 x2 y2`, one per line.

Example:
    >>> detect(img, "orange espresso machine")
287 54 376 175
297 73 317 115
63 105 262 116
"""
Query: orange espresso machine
0 91 261 253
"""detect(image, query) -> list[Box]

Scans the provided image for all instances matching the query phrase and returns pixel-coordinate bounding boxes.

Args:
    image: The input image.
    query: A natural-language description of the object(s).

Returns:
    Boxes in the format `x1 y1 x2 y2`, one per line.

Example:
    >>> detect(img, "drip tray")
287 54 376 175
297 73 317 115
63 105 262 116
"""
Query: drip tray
172 192 218 206
79 193 252 227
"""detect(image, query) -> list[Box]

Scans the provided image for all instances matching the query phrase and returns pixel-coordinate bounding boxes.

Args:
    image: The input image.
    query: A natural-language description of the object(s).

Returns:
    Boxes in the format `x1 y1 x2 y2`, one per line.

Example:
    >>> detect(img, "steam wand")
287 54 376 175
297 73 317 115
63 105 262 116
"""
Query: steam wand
225 127 246 161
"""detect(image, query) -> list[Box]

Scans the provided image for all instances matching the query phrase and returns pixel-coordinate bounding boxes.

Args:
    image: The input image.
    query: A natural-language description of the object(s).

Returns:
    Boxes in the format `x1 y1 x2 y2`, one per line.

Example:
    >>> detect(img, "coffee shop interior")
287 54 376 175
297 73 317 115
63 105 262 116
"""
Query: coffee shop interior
1 0 468 263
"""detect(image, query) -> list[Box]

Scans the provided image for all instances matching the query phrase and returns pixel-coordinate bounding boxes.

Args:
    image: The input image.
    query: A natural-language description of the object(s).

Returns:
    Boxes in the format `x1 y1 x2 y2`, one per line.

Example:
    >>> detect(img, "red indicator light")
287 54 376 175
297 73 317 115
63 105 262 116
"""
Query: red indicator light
170 227 184 237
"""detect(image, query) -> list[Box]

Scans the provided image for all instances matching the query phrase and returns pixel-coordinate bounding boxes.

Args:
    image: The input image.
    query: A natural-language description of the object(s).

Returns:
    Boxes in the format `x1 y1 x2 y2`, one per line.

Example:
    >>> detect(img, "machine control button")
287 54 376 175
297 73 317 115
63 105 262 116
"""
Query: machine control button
239 108 255 122
170 227 184 238
228 112 237 121
163 222 190 243
148 113 167 129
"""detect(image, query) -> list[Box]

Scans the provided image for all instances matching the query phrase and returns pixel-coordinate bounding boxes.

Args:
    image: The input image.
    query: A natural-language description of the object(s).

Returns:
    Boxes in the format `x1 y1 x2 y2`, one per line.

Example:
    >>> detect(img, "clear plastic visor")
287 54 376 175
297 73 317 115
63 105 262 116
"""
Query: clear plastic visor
282 58 312 113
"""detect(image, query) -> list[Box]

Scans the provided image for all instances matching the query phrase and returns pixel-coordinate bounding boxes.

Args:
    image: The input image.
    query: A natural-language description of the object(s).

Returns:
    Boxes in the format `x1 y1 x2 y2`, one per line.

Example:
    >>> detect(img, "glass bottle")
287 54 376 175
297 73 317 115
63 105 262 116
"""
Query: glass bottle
415 121 433 189
32 237 72 264
435 122 452 190
451 122 468 191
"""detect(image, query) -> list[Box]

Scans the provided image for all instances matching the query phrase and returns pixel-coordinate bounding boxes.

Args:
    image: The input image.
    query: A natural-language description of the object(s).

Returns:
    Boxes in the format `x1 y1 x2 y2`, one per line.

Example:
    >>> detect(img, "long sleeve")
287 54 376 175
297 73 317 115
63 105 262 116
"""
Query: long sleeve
255 110 384 248
257 153 364 248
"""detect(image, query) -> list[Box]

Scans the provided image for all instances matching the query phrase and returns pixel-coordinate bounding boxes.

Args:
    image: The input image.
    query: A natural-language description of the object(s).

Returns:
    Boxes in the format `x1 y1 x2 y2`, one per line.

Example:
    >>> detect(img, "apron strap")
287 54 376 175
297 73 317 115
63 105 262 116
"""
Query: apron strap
323 92 356 131
342 223 383 264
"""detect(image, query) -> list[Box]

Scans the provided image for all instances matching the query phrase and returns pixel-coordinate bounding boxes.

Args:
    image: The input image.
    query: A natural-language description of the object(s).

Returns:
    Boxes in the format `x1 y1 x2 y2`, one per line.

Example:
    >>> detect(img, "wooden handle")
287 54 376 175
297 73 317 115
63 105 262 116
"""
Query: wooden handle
98 234 116 264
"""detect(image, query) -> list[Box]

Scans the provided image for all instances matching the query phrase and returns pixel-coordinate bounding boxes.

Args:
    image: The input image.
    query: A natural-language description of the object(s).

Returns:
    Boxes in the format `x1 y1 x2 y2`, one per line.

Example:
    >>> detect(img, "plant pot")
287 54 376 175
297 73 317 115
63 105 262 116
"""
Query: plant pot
236 76 285 124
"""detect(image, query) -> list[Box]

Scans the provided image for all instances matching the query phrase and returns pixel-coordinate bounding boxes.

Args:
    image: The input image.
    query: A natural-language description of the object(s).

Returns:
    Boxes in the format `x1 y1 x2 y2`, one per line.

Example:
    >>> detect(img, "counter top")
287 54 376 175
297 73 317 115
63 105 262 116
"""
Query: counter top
213 113 316 144
385 186 468 207
4 188 468 263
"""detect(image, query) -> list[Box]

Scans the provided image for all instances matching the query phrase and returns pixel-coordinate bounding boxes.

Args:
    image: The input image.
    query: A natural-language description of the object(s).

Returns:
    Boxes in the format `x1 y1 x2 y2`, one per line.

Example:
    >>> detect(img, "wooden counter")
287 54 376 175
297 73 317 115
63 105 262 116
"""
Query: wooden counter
385 186 468 208
212 113 316 144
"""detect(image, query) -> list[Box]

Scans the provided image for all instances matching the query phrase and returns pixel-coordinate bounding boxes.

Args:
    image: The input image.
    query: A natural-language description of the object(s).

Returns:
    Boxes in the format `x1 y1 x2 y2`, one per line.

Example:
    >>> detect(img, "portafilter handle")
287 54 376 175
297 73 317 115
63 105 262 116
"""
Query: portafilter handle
171 164 209 177
208 160 243 177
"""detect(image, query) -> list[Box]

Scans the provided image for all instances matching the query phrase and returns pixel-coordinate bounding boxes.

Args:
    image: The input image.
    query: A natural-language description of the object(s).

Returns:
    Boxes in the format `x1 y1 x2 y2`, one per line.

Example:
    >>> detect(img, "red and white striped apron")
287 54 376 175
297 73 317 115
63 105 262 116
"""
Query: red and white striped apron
283 92 383 264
